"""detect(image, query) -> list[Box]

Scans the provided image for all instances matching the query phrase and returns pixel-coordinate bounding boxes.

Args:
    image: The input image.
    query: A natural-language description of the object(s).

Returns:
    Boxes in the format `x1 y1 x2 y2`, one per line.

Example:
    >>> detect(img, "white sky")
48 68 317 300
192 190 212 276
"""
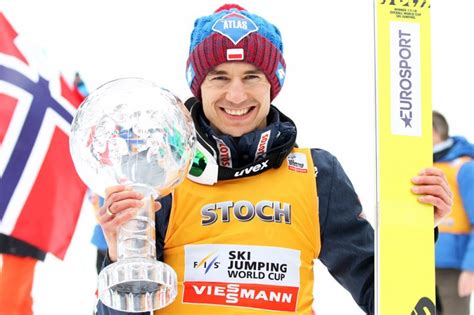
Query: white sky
1 1 473 314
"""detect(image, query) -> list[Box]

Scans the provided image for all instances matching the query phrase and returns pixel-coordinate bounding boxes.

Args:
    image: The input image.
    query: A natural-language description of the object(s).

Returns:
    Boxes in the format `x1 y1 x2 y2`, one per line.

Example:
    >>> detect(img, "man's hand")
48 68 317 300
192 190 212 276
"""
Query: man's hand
458 270 474 297
411 167 453 227
98 185 161 262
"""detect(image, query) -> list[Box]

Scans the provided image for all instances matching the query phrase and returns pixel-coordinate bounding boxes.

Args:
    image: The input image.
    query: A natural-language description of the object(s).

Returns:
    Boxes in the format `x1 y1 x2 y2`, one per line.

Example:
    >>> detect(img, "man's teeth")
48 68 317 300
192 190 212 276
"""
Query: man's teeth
224 108 250 116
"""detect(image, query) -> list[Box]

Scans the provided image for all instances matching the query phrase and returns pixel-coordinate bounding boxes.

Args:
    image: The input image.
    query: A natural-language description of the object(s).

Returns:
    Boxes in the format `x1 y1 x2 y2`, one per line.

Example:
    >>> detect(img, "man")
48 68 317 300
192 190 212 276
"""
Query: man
433 111 474 315
97 5 452 314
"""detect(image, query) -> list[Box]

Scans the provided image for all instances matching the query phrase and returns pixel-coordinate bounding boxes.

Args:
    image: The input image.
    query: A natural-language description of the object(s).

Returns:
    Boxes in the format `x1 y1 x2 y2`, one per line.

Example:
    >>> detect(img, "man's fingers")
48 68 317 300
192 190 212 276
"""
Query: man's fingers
108 190 143 204
412 174 453 200
418 167 451 196
411 185 453 207
105 185 130 198
106 199 143 216
417 195 449 215
418 167 446 178
100 190 144 216
108 208 139 226
100 207 138 228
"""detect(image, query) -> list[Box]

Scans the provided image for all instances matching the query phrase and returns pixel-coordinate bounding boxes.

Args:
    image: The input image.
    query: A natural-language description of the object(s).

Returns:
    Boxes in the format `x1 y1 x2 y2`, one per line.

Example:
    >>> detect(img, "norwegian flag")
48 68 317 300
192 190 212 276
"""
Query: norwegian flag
0 12 87 259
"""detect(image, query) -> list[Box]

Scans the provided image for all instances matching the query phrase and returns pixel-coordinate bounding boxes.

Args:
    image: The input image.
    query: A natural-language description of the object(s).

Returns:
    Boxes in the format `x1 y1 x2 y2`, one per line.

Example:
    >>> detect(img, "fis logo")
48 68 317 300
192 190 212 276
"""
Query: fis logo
194 251 221 274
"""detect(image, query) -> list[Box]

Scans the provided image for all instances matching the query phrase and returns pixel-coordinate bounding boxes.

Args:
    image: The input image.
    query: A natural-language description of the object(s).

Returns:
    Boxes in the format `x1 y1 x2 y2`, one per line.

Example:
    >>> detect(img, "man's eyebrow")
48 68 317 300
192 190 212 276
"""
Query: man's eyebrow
207 69 265 75
244 69 265 75
207 70 228 76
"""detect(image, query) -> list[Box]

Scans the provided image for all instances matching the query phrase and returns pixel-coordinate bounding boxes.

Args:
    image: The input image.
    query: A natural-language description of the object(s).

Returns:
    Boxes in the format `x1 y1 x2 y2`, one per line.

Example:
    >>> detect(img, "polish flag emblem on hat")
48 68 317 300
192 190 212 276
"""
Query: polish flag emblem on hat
226 48 244 60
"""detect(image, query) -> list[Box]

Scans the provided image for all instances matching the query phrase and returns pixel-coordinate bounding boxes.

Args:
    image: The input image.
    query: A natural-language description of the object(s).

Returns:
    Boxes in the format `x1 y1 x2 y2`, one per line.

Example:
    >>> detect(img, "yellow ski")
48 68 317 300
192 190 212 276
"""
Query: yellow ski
375 1 435 314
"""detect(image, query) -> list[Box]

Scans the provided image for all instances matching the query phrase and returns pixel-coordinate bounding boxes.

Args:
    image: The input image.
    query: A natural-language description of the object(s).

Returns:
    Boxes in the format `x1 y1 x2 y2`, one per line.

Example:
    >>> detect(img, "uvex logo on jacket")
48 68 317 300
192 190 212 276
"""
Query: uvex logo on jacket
234 160 269 177
201 200 291 225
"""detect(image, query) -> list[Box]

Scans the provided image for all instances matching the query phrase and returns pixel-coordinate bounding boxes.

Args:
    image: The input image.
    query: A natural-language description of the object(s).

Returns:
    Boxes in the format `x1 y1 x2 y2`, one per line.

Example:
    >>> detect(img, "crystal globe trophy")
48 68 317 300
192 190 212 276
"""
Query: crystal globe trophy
69 78 195 312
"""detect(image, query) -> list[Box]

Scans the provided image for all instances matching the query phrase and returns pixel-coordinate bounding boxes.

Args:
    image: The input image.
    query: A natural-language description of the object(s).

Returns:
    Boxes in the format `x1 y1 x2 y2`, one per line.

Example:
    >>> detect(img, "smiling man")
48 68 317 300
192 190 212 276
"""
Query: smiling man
96 4 452 315
201 64 271 137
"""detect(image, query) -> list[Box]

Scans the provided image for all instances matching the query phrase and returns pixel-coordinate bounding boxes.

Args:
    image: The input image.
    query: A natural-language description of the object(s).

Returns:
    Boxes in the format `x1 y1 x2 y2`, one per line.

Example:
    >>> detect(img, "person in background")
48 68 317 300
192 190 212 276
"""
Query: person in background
96 5 452 314
0 234 46 315
433 110 474 315
74 71 89 97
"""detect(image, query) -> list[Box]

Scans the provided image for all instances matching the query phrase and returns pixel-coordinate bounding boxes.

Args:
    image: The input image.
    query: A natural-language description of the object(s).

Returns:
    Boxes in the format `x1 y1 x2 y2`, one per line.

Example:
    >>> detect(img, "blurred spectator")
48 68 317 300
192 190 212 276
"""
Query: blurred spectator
0 235 46 315
433 110 474 315
74 72 89 97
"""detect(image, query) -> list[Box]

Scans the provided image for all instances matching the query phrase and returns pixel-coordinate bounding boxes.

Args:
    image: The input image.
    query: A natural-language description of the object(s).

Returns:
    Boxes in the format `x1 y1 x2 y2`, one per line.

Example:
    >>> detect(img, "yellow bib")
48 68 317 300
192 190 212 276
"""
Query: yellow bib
435 157 472 234
159 148 320 314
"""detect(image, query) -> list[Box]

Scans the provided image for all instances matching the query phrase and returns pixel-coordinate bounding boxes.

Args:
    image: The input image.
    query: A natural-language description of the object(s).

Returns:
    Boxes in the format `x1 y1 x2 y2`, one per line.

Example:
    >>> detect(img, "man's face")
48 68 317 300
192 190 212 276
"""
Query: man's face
200 62 271 137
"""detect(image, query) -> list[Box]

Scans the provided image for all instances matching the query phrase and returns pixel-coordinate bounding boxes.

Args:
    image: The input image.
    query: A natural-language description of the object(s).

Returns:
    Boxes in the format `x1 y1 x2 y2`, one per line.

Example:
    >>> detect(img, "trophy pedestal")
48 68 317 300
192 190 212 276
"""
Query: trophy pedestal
98 258 177 312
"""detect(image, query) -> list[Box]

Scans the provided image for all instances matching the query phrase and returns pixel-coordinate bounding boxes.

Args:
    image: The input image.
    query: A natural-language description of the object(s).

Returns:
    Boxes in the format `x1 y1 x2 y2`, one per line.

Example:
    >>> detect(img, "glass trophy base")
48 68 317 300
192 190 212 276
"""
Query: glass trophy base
98 258 177 312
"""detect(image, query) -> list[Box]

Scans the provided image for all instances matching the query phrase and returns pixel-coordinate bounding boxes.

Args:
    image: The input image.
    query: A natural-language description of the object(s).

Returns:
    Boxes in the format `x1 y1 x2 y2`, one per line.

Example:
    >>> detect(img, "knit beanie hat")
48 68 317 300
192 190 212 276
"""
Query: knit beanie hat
186 4 286 101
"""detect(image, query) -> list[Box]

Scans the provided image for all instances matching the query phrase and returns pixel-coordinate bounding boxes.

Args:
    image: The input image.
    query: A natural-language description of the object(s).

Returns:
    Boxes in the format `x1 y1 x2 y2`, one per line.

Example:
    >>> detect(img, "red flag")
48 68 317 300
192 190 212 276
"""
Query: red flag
0 12 87 259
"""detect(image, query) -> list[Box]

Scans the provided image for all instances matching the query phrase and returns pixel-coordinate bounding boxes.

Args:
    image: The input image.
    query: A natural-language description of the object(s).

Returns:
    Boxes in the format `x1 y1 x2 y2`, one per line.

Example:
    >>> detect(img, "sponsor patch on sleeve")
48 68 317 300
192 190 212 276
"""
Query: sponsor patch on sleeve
183 244 301 312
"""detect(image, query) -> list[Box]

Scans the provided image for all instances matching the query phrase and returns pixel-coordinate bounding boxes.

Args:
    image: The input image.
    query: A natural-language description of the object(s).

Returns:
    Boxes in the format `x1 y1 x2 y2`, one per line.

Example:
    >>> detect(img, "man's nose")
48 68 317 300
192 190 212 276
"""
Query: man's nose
225 79 248 104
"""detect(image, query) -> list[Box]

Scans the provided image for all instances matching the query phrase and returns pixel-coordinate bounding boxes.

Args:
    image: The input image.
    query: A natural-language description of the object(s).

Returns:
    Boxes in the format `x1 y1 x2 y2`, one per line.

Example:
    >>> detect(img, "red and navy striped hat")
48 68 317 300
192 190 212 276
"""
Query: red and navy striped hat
186 4 286 101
